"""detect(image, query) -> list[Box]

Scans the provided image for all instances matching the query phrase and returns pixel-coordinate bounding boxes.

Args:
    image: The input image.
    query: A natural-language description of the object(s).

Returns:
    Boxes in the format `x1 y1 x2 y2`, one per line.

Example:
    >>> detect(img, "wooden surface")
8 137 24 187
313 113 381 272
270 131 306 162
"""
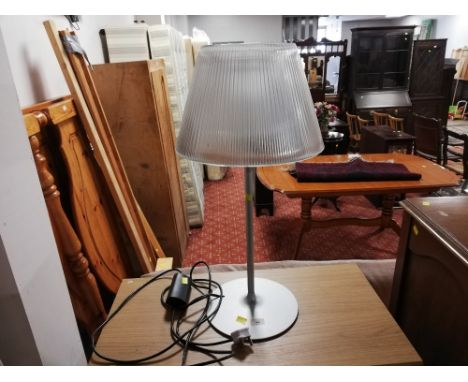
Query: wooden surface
91 264 421 366
390 197 468 365
24 110 107 337
91 60 188 267
257 153 459 198
360 125 415 154
44 20 160 274
50 99 133 292
409 39 452 130
64 28 159 271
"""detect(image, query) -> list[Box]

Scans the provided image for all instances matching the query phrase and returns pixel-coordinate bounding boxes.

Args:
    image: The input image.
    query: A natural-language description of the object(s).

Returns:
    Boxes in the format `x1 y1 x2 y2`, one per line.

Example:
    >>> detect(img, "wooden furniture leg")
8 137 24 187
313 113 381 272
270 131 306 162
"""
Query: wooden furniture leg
294 194 401 259
294 198 313 260
380 194 401 234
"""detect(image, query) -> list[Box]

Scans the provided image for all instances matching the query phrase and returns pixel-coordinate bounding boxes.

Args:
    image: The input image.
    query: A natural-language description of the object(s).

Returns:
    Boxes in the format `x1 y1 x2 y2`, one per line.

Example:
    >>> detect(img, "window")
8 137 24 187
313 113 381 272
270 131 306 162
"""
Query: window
282 16 319 42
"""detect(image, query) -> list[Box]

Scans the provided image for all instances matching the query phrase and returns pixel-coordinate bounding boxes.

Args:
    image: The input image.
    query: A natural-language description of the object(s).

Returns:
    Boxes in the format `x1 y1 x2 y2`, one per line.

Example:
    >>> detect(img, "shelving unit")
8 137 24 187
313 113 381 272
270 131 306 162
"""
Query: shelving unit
294 37 348 107
348 26 415 130
351 26 414 91
409 39 456 131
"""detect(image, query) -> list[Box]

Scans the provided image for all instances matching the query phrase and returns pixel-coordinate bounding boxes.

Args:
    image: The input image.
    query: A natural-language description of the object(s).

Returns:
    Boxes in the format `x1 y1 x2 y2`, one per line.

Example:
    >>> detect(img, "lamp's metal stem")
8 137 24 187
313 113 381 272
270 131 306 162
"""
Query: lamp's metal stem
245 167 256 303
209 167 298 340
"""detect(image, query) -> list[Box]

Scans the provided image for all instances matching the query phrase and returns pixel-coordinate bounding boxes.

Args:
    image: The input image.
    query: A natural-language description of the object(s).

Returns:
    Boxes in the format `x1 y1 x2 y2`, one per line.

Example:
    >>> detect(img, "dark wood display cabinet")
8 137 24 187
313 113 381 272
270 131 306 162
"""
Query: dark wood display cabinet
348 26 415 131
390 196 468 365
350 26 415 91
408 39 456 133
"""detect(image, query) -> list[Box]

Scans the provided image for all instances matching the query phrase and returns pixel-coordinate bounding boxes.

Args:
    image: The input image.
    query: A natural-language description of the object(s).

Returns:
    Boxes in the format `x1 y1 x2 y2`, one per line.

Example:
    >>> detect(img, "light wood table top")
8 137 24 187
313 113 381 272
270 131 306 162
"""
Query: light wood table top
257 153 459 198
90 264 421 366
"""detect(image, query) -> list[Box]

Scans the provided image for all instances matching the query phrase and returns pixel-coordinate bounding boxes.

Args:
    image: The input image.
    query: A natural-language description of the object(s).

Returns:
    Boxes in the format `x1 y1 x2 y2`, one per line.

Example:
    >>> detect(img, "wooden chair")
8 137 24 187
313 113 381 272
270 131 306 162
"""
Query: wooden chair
412 113 447 165
445 134 468 193
388 115 405 132
372 111 390 126
346 112 369 152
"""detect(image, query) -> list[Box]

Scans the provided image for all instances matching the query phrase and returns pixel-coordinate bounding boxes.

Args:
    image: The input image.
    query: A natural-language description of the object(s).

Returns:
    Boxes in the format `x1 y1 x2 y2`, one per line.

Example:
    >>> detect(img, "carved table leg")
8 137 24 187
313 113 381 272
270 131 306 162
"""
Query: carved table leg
294 198 313 260
381 194 401 235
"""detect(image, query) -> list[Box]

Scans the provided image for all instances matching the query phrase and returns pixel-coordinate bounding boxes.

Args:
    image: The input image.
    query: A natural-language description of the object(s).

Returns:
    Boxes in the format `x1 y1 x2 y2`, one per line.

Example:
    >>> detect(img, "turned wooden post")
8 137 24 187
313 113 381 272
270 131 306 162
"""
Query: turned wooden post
294 197 314 260
30 131 106 321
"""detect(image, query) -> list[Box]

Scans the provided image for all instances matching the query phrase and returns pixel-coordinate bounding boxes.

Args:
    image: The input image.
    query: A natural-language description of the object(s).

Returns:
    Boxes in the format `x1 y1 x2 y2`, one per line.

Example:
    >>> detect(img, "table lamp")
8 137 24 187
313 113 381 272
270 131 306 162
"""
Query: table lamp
177 43 324 340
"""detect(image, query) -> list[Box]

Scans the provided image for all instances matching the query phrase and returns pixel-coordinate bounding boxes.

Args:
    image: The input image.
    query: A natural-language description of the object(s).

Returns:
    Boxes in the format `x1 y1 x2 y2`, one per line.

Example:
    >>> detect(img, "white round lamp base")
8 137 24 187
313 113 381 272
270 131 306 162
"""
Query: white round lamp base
209 278 298 341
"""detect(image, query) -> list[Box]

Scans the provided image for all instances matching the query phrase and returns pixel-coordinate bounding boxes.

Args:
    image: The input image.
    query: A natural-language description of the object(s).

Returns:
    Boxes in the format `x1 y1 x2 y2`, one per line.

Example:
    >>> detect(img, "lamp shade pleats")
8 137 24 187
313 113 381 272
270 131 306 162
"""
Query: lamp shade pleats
176 43 324 167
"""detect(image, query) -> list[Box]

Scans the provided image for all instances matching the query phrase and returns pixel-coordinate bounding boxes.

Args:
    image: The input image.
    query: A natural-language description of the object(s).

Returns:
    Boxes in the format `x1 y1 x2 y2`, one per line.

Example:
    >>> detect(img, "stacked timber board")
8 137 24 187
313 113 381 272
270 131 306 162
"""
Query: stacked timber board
103 24 205 227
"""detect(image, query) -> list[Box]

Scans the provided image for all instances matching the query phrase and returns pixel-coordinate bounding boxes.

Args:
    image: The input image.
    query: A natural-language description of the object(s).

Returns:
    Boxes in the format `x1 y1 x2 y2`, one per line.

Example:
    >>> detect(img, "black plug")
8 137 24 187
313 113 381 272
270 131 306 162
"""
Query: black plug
166 273 192 310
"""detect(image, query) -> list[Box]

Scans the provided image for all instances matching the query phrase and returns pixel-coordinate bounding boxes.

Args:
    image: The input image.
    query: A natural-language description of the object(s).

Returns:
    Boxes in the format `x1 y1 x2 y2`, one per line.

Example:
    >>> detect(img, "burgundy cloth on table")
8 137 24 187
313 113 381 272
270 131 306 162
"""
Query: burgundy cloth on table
294 158 422 182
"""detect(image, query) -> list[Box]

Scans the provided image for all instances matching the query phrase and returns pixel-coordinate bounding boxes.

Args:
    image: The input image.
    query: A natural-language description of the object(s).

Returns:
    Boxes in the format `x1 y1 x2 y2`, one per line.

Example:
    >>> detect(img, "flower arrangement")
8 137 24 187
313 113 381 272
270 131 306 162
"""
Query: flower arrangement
314 102 339 127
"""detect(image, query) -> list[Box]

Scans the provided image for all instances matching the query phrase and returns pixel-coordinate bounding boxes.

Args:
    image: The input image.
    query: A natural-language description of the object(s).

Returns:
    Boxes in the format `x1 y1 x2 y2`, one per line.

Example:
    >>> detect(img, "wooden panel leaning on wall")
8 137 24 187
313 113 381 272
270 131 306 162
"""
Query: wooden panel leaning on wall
44 20 163 273
23 101 107 352
91 60 189 267
23 97 136 294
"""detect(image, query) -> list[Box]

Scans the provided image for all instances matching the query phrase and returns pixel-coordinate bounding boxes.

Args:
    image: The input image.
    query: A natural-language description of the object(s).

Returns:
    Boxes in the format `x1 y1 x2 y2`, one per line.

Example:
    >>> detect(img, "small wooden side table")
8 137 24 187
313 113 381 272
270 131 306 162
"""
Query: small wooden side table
360 125 415 154
90 264 422 366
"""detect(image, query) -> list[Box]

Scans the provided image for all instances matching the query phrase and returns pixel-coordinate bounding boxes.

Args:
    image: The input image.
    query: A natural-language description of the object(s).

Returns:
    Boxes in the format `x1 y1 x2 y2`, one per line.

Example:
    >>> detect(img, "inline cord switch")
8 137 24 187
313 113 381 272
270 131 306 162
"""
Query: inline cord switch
166 273 192 310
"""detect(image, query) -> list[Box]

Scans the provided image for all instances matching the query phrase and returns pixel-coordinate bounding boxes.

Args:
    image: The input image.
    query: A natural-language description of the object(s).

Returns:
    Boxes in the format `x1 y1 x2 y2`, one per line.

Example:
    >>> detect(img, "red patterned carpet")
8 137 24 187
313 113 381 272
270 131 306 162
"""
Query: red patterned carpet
183 168 402 266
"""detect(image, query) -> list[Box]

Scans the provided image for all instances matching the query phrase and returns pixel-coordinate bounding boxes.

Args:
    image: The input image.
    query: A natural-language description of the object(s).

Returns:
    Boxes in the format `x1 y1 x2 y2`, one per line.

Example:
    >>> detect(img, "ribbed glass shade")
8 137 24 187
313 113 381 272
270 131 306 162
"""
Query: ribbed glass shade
176 43 324 167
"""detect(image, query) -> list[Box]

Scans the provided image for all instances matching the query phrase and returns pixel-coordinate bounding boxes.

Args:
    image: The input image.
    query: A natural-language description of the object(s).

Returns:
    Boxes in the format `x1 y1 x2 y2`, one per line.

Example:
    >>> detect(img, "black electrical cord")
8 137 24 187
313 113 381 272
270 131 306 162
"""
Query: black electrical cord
191 353 234 366
168 262 234 365
181 263 214 364
91 268 184 364
91 262 237 366
179 261 233 365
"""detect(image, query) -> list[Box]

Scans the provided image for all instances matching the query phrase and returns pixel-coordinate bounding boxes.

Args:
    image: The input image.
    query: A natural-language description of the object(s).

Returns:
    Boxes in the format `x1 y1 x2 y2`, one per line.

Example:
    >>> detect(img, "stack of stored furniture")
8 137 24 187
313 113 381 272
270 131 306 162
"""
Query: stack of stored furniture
102 24 205 227
99 25 150 63
26 21 175 349
44 21 162 272
91 60 189 267
148 25 205 226
23 99 110 346
22 96 160 352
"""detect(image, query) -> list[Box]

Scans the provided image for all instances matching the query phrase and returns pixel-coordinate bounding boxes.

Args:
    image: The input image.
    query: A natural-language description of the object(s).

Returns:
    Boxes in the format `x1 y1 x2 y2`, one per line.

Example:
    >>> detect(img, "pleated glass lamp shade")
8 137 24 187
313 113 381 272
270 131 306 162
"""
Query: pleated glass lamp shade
176 43 324 167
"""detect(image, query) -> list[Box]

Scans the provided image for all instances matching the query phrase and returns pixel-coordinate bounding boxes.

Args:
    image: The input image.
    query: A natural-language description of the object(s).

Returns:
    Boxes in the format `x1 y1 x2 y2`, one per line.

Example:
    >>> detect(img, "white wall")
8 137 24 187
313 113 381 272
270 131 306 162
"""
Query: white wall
166 15 190 36
187 15 282 43
433 15 468 56
135 15 163 25
134 15 189 35
0 28 86 365
0 15 135 107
